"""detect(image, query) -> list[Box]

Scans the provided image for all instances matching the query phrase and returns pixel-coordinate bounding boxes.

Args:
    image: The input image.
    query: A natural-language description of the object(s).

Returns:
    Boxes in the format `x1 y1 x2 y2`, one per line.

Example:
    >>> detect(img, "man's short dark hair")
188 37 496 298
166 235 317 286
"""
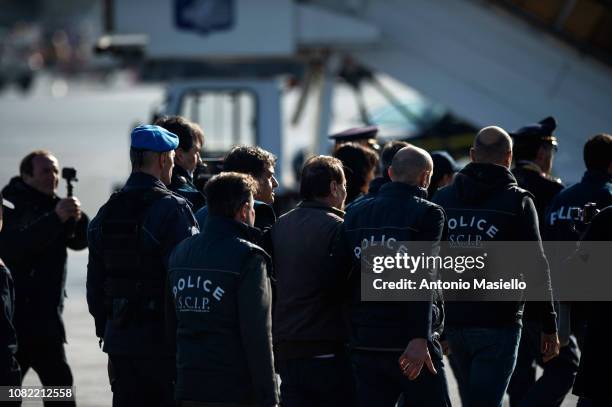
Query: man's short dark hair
333 143 379 202
129 148 164 171
584 134 612 172
155 115 204 151
381 141 409 172
20 150 53 177
204 172 258 218
223 146 276 179
300 155 345 201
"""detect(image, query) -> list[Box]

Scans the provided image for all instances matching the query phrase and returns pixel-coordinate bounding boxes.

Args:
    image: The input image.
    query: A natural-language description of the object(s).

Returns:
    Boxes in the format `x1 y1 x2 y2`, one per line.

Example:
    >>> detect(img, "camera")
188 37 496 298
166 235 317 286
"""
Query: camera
61 167 78 197
568 202 599 225
62 167 77 182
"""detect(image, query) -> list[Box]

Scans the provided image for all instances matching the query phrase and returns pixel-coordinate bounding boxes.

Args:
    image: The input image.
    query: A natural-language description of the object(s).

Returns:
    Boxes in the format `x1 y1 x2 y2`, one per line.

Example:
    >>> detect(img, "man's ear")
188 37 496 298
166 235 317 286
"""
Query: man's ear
387 167 394 181
504 150 513 169
420 170 432 188
469 147 476 162
329 180 338 196
175 148 185 164
239 201 249 222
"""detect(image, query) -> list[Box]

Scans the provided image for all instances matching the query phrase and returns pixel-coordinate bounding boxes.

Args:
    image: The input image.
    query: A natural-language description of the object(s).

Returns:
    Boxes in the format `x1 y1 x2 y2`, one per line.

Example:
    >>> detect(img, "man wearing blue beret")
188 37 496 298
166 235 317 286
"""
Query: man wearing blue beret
87 124 198 407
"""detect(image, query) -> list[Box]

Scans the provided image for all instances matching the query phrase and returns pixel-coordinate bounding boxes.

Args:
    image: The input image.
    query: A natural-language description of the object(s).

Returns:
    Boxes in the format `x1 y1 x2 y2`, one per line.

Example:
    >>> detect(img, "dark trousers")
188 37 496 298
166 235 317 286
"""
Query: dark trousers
277 352 357 407
507 321 579 407
446 324 521 407
351 349 451 407
0 356 21 386
108 355 175 407
16 337 75 407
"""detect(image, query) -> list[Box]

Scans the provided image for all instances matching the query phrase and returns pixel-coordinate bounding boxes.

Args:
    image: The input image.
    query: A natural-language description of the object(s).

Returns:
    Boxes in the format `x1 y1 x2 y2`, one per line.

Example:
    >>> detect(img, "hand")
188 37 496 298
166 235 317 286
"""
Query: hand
398 338 437 380
541 332 560 363
55 197 82 223
441 340 451 356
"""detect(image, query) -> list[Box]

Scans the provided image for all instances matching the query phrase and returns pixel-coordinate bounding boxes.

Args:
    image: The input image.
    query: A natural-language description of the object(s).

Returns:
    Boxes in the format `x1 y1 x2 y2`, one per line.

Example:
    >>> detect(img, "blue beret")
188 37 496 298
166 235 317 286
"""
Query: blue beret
329 125 379 142
130 125 179 152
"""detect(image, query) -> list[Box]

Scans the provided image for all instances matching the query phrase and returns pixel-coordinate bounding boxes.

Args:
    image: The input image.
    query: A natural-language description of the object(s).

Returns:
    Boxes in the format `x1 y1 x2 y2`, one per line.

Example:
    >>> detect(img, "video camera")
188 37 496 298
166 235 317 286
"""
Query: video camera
62 167 78 197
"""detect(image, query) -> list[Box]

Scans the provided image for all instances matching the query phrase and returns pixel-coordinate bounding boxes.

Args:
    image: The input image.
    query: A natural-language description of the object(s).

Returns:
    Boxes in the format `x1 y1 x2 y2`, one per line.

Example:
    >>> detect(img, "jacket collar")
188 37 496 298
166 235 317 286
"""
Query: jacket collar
378 181 428 199
582 170 611 185
2 176 58 204
367 176 389 196
204 214 260 242
173 165 193 183
123 172 168 191
298 200 345 218
515 160 543 174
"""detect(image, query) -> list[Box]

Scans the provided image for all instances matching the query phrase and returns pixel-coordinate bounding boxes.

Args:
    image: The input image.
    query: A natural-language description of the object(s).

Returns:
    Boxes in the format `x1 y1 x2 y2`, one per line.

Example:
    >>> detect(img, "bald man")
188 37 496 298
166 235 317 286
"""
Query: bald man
343 145 451 407
432 127 560 407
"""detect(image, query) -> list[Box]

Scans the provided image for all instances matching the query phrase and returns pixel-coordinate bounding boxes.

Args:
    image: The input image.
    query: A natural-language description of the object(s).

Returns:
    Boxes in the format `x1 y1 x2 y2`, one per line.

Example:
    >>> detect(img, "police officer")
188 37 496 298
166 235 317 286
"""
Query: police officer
167 172 279 407
571 206 612 406
87 125 198 407
344 145 451 407
507 117 579 407
0 193 20 388
511 116 564 228
0 150 88 407
545 133 612 372
433 126 560 407
155 115 207 212
547 134 612 241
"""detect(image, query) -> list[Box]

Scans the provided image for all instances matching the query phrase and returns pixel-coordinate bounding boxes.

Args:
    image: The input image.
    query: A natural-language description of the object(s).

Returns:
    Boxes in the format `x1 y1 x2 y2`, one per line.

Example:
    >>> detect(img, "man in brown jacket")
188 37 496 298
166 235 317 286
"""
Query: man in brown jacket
270 155 356 407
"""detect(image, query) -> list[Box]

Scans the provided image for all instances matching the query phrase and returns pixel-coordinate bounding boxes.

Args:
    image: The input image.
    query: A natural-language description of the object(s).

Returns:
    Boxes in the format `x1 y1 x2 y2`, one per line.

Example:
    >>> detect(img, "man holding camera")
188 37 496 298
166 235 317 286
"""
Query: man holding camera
0 150 88 403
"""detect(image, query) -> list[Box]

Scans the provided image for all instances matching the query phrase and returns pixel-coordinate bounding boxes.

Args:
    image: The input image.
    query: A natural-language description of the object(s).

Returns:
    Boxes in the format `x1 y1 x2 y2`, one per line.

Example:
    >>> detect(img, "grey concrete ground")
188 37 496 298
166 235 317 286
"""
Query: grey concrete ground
2 75 579 406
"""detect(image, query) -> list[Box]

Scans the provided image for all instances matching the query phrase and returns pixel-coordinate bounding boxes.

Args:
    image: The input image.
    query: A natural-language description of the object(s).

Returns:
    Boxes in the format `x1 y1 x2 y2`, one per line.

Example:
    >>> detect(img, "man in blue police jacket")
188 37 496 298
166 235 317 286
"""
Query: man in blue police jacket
344 145 451 407
433 126 559 407
87 125 198 407
546 133 612 242
167 172 279 407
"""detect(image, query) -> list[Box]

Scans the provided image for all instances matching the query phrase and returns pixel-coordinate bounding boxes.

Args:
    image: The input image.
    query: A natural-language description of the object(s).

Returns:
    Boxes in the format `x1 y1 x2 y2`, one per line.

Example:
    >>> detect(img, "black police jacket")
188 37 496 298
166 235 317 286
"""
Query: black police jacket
546 170 612 241
0 177 89 342
512 161 564 229
87 172 197 356
572 206 612 402
195 201 276 245
270 200 350 359
433 163 557 333
344 182 446 351
0 259 20 385
168 165 206 213
167 215 279 406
